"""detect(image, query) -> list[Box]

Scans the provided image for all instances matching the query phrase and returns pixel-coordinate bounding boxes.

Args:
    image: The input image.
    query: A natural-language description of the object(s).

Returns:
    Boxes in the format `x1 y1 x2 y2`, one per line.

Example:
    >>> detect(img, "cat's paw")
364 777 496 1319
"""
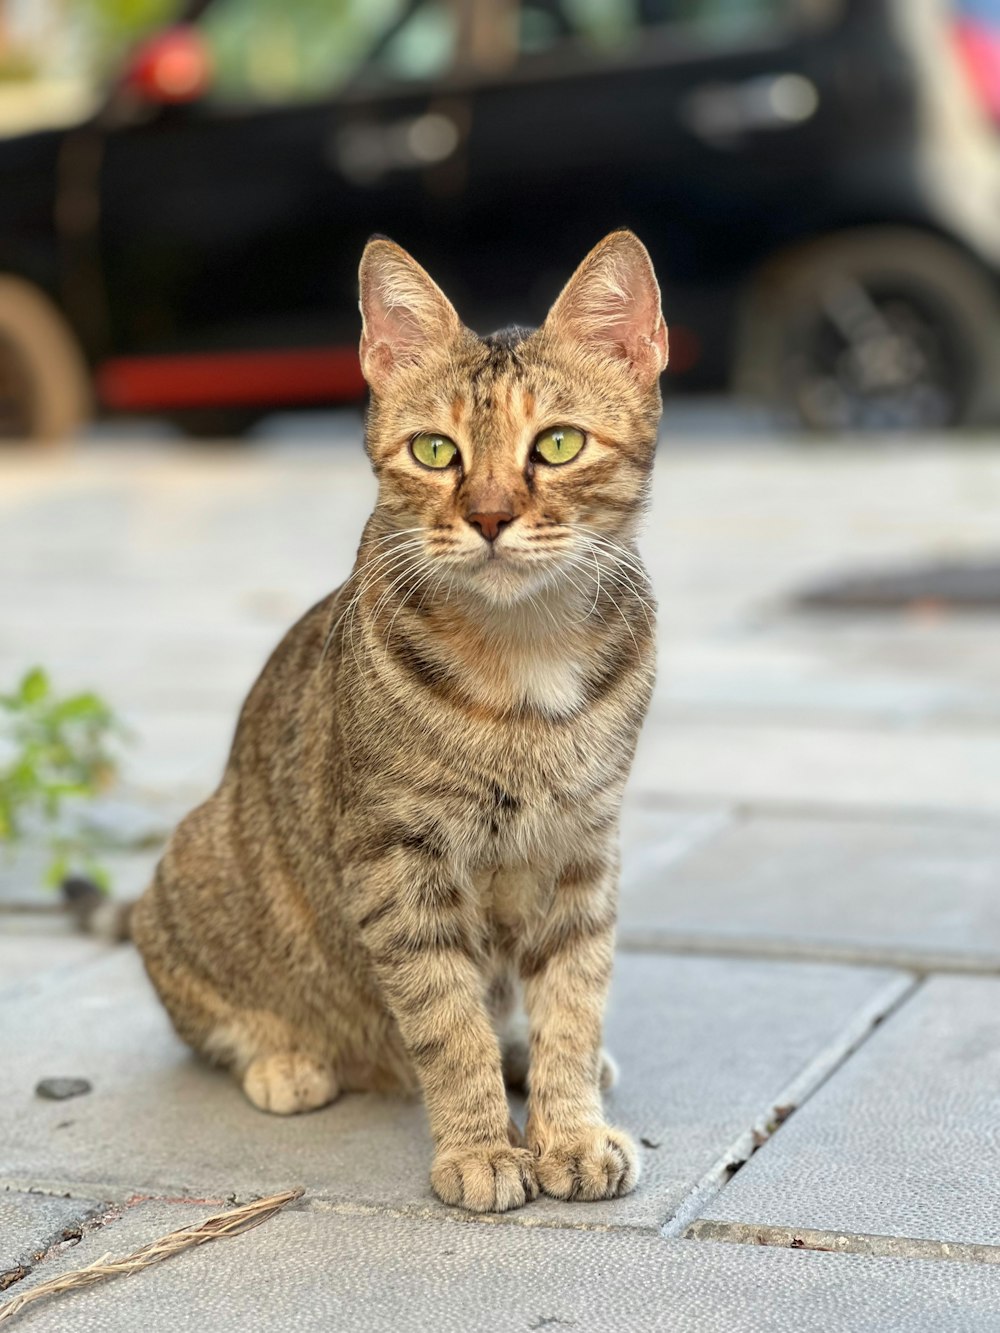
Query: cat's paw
241 1053 339 1115
431 1143 539 1213
533 1125 639 1202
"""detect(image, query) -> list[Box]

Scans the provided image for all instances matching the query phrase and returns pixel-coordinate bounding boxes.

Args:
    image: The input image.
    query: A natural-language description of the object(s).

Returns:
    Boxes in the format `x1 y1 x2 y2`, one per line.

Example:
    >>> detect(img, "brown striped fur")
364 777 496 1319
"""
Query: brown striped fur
132 230 668 1213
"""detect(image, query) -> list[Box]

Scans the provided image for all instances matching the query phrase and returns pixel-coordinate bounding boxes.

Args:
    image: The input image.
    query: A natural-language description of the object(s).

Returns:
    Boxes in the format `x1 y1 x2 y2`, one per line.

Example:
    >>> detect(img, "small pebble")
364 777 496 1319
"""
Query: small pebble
35 1078 91 1101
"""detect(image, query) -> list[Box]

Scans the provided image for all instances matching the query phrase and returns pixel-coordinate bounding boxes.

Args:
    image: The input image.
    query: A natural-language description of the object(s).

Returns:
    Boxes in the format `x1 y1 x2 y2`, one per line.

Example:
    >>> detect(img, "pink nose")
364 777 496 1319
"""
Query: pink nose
466 511 514 543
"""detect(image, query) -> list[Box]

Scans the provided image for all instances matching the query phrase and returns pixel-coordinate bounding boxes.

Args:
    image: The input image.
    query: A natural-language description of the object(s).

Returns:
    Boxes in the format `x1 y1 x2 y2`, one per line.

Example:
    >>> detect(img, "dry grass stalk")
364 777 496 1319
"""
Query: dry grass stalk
0 1186 304 1326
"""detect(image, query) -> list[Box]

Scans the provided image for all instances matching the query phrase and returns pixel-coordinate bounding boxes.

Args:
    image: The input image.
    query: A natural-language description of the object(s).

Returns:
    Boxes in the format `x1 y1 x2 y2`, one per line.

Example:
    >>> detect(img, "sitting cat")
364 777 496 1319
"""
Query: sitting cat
132 229 667 1213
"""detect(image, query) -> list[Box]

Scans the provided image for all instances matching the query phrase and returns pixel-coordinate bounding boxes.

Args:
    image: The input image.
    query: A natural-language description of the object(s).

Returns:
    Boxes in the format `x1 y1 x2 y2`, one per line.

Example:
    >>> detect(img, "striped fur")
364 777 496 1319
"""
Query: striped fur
132 231 667 1213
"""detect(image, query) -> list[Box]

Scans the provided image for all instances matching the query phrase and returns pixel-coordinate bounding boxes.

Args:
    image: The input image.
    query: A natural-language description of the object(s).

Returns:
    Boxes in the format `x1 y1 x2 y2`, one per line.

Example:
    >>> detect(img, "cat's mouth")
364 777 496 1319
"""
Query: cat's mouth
454 542 566 606
469 541 528 572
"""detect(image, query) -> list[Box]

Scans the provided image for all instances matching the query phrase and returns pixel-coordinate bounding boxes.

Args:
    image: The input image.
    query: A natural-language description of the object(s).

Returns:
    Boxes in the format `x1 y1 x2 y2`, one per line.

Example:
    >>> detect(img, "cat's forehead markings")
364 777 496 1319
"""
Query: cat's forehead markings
450 395 465 427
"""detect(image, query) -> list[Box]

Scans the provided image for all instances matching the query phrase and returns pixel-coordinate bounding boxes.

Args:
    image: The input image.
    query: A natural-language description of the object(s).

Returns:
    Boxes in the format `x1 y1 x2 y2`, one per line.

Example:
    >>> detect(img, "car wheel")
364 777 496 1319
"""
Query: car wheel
734 229 1000 430
0 276 91 443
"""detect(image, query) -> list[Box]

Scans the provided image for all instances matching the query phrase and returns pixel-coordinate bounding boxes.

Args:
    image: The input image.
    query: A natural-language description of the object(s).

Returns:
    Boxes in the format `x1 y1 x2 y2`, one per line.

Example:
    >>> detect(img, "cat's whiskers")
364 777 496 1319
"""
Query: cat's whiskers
381 558 442 658
365 549 445 662
368 552 430 626
576 526 650 584
573 527 656 635
557 551 610 628
576 545 646 655
589 555 655 639
367 525 433 549
575 550 641 655
327 537 427 669
586 547 603 619
598 562 655 637
337 542 425 645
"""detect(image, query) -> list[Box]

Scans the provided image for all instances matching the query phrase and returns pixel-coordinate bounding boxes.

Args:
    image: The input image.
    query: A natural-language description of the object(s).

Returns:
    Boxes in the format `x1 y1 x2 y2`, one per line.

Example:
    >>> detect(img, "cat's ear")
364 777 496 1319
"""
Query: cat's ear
543 230 668 387
358 238 461 389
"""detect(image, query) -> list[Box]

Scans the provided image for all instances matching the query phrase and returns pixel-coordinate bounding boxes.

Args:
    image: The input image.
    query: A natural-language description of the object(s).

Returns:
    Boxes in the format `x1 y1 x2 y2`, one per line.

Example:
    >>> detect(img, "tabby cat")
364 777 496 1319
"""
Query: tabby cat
132 229 668 1213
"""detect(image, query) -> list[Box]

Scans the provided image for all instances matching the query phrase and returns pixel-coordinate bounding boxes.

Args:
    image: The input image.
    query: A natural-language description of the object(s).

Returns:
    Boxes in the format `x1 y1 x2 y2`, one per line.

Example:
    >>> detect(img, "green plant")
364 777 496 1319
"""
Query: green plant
0 667 124 891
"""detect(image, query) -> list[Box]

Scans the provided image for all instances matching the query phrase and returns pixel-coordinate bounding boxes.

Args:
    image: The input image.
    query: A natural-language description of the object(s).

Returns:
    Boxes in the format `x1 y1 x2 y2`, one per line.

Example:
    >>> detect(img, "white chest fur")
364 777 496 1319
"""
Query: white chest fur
511 648 585 718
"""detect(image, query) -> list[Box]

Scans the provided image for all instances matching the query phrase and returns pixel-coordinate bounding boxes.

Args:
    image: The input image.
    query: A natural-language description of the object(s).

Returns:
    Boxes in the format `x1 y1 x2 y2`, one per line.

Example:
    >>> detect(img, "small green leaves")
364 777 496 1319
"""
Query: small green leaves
19 667 49 706
0 667 124 893
411 433 459 469
533 426 585 466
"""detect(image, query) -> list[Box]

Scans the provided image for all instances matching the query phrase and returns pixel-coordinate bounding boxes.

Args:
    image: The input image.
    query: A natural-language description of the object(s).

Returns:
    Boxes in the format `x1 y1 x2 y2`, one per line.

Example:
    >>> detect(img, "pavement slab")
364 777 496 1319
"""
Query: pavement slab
619 804 734 890
654 620 1000 727
7 1200 1000 1333
0 947 908 1232
0 1191 103 1290
0 935 115 999
619 813 1000 970
630 719 1000 817
700 975 1000 1249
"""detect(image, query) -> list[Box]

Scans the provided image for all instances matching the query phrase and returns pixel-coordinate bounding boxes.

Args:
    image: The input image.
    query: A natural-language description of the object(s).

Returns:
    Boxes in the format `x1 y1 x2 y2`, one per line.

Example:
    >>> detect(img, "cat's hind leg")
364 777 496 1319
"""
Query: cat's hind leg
241 1052 339 1115
140 945 340 1116
196 1011 341 1115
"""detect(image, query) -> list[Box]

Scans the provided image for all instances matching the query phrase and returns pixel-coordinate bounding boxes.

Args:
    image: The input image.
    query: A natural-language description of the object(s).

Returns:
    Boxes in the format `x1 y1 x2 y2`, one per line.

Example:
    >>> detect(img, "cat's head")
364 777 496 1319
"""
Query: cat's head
358 230 667 607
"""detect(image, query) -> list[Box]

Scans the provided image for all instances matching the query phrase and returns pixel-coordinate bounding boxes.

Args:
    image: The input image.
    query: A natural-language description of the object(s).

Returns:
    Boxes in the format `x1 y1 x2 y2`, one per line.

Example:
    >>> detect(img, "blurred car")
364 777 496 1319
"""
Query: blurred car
1 0 1000 440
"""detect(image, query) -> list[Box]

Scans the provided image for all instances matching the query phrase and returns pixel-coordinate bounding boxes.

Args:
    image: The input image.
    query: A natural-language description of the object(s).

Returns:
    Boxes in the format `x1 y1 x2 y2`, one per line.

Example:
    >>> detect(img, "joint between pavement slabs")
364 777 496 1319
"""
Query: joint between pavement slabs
298 1195 657 1236
685 1219 1000 1267
616 934 1000 977
659 971 921 1240
627 792 1000 833
0 1181 655 1244
0 1188 304 1301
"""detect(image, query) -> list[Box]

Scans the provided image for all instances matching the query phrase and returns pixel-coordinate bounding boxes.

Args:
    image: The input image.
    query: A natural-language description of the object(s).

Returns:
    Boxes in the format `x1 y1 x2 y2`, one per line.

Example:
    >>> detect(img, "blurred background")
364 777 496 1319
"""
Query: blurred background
0 0 998 437
2 0 1000 975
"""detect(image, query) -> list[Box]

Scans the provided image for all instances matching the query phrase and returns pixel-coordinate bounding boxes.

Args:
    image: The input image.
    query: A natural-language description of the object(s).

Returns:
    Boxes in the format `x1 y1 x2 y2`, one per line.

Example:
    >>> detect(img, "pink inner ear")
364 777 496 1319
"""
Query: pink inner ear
361 302 425 377
547 234 668 383
358 240 461 387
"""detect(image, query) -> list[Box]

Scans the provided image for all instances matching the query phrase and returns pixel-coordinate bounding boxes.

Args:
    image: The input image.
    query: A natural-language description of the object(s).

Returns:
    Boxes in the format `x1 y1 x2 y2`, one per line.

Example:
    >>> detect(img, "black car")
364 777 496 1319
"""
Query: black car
2 0 1000 440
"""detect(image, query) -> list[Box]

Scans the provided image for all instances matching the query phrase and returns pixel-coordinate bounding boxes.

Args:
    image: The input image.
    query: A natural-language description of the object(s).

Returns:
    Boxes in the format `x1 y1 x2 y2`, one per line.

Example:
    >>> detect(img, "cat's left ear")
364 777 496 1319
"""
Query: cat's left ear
358 238 461 390
543 230 668 388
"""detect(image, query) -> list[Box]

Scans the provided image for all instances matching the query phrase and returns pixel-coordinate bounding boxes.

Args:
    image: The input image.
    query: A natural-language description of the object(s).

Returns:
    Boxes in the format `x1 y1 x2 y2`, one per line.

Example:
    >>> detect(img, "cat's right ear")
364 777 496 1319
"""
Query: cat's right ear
358 238 461 390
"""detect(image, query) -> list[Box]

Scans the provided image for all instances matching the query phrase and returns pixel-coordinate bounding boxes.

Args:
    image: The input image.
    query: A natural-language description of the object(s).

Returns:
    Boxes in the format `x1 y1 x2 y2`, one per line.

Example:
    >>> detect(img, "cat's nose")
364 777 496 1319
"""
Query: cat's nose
466 511 514 543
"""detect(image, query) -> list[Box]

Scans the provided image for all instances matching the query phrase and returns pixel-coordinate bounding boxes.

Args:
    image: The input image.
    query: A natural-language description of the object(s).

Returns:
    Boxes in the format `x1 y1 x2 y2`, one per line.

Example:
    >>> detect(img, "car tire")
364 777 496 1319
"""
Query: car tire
0 275 91 443
733 229 1000 430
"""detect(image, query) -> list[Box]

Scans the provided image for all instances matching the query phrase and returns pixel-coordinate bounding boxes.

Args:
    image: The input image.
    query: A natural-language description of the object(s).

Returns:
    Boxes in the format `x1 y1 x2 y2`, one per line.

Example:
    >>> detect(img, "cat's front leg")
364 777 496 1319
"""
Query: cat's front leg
357 859 538 1213
521 857 639 1202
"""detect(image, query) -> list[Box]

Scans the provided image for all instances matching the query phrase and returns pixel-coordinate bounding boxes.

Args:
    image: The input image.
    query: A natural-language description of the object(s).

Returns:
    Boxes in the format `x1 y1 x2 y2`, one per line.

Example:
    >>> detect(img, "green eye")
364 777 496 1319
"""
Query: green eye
411 433 458 469
534 426 585 466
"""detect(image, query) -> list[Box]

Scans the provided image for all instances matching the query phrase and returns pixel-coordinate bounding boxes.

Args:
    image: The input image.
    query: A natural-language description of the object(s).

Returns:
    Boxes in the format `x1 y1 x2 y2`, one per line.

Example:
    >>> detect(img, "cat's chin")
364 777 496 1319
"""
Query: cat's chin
461 556 554 608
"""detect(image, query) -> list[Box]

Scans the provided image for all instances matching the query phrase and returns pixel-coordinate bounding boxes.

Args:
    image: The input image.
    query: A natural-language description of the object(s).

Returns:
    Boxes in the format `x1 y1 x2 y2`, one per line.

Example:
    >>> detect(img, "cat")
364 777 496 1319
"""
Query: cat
131 229 668 1214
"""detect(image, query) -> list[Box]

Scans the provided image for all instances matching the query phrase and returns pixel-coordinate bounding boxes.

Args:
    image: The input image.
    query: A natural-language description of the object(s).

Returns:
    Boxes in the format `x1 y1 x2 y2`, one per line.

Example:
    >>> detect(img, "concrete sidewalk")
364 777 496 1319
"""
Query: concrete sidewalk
2 426 1000 1329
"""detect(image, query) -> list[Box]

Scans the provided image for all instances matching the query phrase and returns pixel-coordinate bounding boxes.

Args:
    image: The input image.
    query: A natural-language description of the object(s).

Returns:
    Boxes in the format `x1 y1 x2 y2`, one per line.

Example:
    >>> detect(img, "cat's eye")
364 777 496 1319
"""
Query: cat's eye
411 433 459 469
533 426 585 466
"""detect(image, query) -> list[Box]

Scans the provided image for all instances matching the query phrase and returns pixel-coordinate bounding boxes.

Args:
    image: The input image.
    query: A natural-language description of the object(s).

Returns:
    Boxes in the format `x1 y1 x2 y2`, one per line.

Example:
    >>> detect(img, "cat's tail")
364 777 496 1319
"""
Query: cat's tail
60 876 135 942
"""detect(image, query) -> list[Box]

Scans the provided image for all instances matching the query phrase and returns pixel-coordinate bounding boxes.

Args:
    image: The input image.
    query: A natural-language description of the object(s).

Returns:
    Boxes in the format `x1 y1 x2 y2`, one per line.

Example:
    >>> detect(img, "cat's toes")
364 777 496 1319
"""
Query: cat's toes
431 1143 539 1213
533 1125 639 1202
242 1053 339 1115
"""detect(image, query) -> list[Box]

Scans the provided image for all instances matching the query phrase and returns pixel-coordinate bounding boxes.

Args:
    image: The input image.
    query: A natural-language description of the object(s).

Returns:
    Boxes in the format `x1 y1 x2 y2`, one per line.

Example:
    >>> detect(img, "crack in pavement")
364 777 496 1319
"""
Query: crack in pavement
659 971 921 1241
